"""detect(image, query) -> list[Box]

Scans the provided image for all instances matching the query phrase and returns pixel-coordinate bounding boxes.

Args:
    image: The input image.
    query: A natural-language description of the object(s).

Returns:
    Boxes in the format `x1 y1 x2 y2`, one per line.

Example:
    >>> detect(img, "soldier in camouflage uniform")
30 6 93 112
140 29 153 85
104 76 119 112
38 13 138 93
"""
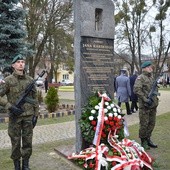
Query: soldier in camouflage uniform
134 61 158 150
0 55 39 170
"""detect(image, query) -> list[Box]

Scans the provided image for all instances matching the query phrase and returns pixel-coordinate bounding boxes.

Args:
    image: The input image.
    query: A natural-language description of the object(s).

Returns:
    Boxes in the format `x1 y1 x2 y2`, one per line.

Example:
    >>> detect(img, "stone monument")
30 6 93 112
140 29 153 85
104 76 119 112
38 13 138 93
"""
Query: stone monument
74 0 115 152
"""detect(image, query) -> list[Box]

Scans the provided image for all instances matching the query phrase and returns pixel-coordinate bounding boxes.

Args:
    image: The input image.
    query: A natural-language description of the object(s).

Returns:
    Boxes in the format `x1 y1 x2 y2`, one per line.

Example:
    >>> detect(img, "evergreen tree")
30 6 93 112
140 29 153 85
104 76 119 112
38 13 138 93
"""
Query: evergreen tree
0 0 26 68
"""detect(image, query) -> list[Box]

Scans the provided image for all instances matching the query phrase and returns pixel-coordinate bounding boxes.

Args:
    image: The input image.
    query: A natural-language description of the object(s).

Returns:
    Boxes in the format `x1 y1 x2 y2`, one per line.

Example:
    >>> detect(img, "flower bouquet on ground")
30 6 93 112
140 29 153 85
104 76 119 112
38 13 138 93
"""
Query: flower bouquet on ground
68 92 154 170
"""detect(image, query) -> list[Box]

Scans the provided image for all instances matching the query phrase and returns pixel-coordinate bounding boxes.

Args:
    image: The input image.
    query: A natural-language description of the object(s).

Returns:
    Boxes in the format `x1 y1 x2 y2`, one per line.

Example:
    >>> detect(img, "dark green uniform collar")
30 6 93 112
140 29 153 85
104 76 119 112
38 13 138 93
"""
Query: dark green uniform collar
12 71 26 79
142 71 152 77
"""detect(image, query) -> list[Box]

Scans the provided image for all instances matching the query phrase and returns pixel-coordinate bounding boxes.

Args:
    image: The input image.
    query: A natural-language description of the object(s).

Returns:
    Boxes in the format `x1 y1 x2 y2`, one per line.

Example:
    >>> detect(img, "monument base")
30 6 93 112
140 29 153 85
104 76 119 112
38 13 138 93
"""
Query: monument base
54 145 81 170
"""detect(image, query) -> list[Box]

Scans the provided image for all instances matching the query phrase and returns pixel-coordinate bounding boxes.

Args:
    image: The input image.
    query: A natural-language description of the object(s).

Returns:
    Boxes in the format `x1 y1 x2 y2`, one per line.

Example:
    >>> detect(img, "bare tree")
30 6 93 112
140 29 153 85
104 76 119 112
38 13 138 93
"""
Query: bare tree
114 0 170 77
20 0 73 77
148 0 170 77
114 0 152 75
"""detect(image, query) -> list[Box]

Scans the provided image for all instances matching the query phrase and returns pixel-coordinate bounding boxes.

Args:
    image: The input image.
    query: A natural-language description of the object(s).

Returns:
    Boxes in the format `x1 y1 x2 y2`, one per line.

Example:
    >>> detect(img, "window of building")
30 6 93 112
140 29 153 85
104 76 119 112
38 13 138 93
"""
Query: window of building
63 74 69 80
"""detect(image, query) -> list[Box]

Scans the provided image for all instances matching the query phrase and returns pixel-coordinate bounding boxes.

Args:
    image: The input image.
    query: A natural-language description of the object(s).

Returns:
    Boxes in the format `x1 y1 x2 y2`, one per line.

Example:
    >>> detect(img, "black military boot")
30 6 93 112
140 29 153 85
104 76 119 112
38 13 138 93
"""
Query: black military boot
147 138 158 148
22 159 30 170
141 138 150 150
13 160 21 170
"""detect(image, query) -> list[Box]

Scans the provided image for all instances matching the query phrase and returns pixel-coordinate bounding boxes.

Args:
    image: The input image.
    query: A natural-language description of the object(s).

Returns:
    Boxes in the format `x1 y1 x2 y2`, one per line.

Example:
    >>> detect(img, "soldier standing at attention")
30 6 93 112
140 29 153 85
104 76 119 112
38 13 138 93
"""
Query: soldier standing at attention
134 61 159 150
0 54 39 170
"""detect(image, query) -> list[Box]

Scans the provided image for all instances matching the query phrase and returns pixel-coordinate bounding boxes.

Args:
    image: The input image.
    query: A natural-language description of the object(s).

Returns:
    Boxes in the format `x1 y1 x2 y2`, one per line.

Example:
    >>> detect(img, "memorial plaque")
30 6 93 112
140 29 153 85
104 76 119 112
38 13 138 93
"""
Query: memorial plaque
80 37 114 105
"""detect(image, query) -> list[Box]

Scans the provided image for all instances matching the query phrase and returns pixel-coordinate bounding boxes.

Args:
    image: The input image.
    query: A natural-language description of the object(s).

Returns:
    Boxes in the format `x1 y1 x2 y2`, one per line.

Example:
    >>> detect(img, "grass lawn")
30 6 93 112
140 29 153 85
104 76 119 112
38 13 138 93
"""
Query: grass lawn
128 112 170 169
159 86 170 91
58 86 74 92
0 115 75 130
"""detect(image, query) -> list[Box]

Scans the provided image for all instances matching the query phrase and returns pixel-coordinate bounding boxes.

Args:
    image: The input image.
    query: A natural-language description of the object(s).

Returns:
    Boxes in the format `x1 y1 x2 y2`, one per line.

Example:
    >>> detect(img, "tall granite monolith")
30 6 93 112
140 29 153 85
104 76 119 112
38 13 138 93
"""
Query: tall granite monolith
74 0 115 152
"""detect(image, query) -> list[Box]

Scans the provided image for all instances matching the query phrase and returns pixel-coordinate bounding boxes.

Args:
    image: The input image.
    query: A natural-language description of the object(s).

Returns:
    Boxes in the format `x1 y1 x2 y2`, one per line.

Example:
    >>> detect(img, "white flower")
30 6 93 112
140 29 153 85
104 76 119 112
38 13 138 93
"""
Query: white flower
98 102 102 107
118 115 122 119
104 108 108 113
95 105 100 110
114 112 118 117
104 116 108 120
107 106 111 110
113 107 117 112
108 113 113 117
89 116 94 121
117 108 121 113
91 110 96 114
110 103 115 108
105 102 109 106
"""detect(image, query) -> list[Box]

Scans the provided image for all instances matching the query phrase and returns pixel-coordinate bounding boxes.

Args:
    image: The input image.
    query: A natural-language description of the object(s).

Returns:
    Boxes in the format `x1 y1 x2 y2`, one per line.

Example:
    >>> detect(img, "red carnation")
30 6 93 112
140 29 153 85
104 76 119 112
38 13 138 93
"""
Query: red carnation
112 161 117 166
109 121 114 126
108 116 113 120
111 126 116 131
114 117 118 121
89 162 95 168
101 132 106 138
104 120 110 125
112 148 117 153
91 120 96 126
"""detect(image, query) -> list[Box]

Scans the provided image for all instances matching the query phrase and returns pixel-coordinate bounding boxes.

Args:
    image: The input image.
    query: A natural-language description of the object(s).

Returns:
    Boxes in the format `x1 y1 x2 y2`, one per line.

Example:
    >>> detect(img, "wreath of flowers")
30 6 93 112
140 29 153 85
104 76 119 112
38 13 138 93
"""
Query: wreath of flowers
79 92 125 145
68 92 154 170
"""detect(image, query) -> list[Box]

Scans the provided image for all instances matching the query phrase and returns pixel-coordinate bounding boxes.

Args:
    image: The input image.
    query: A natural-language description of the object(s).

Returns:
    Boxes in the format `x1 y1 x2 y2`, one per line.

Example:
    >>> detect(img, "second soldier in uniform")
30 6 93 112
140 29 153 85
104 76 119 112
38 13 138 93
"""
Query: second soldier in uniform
134 61 159 150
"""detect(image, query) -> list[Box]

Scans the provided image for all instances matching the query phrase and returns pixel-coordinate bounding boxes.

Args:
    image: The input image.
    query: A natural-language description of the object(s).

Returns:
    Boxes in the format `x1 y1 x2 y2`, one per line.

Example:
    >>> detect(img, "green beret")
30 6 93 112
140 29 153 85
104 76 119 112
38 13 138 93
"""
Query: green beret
11 54 25 64
141 61 152 68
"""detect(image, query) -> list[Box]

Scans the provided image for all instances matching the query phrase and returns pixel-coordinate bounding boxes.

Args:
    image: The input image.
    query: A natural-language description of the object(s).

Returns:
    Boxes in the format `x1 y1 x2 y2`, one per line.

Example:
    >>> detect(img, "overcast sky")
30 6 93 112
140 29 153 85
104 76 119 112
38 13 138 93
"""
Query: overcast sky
112 0 170 55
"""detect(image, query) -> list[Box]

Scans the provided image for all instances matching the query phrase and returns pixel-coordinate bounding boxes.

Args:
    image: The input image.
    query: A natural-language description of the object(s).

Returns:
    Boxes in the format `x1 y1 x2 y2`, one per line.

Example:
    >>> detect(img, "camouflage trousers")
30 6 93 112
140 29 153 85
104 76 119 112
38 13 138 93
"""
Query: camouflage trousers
8 115 33 160
139 107 157 139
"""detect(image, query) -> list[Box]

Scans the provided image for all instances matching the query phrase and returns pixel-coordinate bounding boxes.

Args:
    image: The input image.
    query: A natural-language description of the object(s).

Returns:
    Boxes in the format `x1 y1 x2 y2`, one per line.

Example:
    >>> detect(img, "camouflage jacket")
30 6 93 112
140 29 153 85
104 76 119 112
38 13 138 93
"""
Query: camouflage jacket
0 71 39 116
133 71 159 108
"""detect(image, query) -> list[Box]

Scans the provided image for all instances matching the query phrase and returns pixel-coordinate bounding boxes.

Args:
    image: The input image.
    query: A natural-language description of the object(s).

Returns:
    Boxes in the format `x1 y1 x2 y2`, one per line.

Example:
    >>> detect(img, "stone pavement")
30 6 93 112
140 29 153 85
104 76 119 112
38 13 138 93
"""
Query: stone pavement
0 90 170 149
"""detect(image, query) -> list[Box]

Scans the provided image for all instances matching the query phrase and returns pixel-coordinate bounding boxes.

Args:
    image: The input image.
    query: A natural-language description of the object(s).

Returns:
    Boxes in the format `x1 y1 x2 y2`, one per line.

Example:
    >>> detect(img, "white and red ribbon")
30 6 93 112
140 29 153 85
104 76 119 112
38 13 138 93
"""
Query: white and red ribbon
93 92 111 170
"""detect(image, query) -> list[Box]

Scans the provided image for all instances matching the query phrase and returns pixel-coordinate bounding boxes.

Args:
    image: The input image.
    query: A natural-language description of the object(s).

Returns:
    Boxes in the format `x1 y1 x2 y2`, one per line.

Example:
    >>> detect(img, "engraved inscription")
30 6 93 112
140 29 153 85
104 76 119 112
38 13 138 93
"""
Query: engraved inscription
81 37 114 93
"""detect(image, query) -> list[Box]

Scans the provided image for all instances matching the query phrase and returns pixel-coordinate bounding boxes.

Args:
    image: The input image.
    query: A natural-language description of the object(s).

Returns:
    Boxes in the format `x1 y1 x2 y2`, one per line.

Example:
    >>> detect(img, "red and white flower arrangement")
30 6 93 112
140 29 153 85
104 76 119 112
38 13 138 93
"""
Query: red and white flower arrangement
68 92 153 170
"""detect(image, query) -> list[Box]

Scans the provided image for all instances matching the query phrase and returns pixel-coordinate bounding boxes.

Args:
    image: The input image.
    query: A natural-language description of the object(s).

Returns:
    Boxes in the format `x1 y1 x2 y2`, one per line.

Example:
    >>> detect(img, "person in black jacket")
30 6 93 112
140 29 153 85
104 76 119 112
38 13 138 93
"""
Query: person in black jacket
129 71 138 113
44 77 48 93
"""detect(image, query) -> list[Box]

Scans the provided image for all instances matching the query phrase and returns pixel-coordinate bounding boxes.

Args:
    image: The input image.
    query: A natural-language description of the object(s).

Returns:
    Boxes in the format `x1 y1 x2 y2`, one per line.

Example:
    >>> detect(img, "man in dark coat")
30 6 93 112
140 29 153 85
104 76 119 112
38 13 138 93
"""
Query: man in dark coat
44 77 48 93
129 71 138 113
116 69 131 115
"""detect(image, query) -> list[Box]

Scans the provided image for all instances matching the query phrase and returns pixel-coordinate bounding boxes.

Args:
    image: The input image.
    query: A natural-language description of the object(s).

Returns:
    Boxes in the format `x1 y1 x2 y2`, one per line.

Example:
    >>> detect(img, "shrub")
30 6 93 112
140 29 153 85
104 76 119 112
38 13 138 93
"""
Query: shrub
45 87 59 112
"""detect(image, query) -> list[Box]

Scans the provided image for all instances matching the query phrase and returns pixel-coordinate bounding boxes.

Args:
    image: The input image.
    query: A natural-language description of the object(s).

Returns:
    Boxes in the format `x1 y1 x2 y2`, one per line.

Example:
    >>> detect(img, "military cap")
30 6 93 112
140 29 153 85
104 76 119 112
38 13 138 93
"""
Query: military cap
120 68 127 73
11 54 25 64
141 61 152 68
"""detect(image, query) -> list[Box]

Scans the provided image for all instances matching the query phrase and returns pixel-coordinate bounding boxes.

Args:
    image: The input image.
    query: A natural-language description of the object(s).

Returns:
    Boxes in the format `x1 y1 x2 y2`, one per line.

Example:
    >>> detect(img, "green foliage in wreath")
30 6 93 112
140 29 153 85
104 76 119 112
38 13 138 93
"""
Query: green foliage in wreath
79 92 125 145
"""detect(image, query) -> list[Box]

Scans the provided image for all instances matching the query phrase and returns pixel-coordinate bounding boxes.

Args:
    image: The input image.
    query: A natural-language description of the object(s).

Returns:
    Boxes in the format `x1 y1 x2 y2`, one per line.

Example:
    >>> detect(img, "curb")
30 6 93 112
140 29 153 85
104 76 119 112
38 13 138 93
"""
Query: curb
0 104 75 123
